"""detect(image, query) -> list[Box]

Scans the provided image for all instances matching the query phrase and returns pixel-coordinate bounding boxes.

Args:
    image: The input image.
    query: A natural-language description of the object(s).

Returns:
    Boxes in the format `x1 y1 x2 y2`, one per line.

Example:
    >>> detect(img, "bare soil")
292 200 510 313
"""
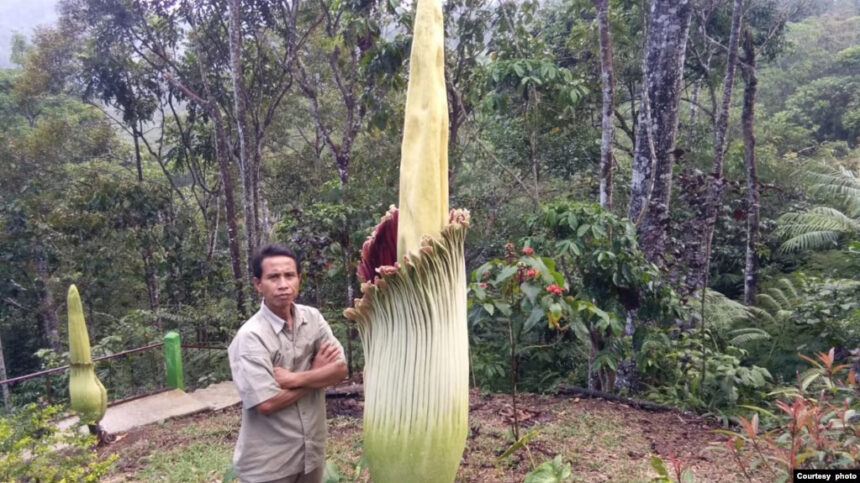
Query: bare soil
100 388 764 482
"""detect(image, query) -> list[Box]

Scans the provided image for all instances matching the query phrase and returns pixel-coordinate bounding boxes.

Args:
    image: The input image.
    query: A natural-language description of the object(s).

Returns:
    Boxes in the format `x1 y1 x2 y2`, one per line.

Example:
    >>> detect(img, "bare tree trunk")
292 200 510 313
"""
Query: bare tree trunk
228 0 258 279
687 81 699 146
741 30 759 305
594 0 616 210
344 234 355 379
132 126 144 182
0 329 9 411
685 0 743 293
213 107 248 318
529 94 540 206
34 246 61 352
142 241 162 329
628 79 655 222
634 0 694 265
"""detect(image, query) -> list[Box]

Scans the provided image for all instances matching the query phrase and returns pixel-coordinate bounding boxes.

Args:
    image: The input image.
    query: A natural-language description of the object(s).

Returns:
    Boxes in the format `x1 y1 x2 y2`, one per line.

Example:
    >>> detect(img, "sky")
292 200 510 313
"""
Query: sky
0 0 59 67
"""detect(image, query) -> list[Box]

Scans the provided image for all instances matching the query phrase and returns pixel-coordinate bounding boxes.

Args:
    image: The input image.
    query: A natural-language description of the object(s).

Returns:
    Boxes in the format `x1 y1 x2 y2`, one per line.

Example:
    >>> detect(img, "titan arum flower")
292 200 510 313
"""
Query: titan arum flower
67 285 108 429
343 1 469 481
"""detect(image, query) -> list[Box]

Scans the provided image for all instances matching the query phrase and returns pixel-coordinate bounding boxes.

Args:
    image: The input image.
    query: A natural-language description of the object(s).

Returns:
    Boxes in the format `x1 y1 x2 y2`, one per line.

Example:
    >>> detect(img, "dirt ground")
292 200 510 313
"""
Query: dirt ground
100 388 763 482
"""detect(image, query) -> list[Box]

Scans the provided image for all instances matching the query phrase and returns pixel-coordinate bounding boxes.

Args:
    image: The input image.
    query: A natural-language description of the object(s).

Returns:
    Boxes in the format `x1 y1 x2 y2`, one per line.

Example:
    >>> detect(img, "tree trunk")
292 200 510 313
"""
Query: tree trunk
741 30 759 305
594 0 616 210
0 329 9 411
34 246 61 352
132 125 143 182
685 0 743 294
634 0 694 265
212 107 248 318
228 0 258 280
688 81 699 147
529 92 540 206
141 241 162 329
344 235 355 379
628 79 655 223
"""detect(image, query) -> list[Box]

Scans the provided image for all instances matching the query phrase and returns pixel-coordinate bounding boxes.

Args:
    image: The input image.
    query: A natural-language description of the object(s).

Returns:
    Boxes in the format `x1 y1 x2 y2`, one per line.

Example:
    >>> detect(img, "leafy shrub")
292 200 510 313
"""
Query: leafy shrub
718 349 859 480
736 275 860 381
469 243 578 393
526 202 683 392
639 330 772 414
0 404 116 481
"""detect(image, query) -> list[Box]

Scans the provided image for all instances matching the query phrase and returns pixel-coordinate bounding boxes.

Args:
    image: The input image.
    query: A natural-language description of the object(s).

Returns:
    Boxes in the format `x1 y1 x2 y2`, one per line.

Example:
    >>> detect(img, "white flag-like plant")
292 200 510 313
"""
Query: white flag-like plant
344 1 469 481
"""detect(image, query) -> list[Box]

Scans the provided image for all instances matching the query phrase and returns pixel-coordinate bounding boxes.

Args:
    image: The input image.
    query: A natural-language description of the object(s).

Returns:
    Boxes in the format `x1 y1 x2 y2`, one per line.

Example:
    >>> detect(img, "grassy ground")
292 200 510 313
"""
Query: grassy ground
99 390 765 482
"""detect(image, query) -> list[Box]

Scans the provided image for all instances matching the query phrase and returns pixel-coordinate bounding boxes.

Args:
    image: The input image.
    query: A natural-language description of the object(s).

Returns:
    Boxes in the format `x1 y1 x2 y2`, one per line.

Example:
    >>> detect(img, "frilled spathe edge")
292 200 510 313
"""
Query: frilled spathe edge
344 207 469 322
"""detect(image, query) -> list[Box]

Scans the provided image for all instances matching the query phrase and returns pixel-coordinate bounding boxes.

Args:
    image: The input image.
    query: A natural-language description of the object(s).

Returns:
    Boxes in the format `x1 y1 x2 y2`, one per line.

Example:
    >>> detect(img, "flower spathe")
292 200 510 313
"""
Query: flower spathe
345 208 470 483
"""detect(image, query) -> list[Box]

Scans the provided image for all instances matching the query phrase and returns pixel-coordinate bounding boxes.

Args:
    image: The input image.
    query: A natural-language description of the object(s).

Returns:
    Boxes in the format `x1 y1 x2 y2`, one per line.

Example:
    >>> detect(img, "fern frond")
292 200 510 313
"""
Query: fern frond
777 207 859 236
755 293 782 315
747 306 777 325
803 165 860 216
729 327 771 346
777 230 841 253
776 278 799 300
702 289 753 332
768 287 790 307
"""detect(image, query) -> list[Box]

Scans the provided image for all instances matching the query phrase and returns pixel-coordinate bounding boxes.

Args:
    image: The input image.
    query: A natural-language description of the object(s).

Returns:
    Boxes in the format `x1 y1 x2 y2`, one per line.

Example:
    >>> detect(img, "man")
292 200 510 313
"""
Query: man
228 243 348 483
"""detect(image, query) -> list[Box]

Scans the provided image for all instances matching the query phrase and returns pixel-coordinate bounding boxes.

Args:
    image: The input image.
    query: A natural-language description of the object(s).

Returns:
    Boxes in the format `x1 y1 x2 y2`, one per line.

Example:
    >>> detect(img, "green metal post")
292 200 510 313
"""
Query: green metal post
163 331 184 390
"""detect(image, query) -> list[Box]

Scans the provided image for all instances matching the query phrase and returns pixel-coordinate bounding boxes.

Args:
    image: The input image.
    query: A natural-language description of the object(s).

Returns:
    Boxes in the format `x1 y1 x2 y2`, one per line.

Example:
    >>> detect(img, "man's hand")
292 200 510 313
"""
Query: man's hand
273 366 300 389
273 343 343 389
312 342 341 368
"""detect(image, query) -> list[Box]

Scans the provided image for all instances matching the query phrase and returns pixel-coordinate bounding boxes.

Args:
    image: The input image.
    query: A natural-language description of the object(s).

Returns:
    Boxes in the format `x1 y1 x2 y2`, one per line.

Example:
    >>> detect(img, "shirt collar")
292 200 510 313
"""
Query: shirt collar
260 301 304 334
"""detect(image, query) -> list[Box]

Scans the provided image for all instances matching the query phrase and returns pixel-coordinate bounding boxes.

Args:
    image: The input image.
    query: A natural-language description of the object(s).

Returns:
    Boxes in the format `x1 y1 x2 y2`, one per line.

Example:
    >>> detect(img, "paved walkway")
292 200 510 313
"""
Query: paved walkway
59 381 241 435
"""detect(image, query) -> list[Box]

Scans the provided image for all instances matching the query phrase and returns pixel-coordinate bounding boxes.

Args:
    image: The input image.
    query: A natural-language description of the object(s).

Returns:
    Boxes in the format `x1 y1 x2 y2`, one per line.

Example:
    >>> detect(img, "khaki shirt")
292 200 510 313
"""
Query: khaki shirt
228 302 345 482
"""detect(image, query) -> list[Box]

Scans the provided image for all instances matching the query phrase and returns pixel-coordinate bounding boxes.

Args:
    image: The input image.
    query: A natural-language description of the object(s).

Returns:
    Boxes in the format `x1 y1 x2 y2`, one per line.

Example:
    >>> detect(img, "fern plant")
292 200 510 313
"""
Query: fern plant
776 164 860 253
732 275 860 381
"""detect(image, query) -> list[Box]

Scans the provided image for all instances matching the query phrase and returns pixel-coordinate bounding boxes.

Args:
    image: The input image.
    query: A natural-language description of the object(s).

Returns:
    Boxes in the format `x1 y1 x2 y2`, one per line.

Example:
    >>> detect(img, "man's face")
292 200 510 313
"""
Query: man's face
253 256 301 315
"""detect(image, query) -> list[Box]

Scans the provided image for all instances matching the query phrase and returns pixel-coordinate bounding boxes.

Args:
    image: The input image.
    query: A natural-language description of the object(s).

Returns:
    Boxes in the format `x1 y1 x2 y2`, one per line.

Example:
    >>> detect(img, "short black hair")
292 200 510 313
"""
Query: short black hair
252 243 302 279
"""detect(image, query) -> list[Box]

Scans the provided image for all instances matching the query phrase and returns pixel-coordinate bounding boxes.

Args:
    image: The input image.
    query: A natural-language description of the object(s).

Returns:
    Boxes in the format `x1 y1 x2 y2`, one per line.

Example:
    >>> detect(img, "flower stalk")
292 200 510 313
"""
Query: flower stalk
344 1 469 481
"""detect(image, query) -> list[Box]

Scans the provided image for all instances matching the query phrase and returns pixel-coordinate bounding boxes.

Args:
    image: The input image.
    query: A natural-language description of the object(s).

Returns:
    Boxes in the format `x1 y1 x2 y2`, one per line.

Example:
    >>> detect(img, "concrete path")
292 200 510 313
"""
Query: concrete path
188 380 241 411
59 381 242 435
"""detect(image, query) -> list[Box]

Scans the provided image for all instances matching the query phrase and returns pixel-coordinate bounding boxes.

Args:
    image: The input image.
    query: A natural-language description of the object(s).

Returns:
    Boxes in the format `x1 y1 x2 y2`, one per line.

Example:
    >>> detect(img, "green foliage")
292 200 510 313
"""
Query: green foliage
528 202 683 392
737 275 860 381
777 163 860 253
649 454 694 483
0 404 116 481
717 349 860 477
523 455 572 483
640 331 772 414
532 202 682 325
469 243 577 392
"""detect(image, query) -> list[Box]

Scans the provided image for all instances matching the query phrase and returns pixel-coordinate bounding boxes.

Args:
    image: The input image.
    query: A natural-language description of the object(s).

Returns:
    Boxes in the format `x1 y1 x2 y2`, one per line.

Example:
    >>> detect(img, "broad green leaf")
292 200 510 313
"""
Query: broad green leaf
521 282 541 303
494 301 513 317
524 306 544 332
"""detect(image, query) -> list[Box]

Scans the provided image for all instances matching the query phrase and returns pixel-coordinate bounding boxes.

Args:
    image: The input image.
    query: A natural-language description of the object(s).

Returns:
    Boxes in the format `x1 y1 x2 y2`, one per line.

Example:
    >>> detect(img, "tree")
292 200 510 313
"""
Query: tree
630 0 694 265
741 29 760 305
685 0 744 294
593 0 616 210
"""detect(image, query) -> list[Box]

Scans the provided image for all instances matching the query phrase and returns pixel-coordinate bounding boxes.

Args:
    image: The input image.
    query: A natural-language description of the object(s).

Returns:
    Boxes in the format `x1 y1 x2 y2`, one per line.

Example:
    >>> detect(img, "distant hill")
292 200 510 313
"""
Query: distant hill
0 0 59 67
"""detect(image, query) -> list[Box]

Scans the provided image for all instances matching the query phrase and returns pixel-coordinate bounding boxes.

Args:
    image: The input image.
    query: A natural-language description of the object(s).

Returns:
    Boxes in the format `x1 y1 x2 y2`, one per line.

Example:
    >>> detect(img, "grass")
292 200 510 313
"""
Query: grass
103 392 763 482
136 442 232 482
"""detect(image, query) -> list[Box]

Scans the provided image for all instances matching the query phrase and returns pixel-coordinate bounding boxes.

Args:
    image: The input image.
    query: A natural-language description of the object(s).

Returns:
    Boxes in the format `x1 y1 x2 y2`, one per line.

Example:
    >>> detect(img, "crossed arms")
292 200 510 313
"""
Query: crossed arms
256 342 347 415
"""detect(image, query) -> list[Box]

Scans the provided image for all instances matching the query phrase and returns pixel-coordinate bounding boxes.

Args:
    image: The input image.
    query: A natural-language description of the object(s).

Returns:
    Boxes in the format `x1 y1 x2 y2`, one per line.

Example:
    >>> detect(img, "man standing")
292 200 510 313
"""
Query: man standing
228 244 347 483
